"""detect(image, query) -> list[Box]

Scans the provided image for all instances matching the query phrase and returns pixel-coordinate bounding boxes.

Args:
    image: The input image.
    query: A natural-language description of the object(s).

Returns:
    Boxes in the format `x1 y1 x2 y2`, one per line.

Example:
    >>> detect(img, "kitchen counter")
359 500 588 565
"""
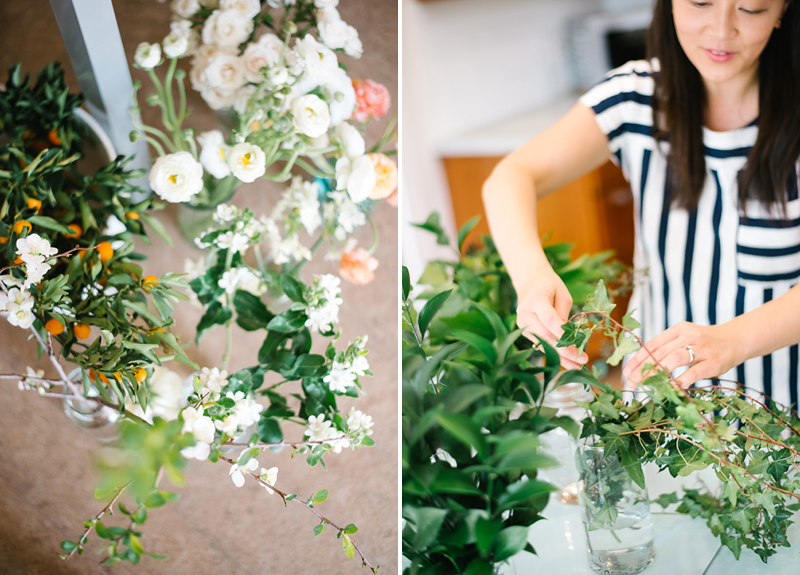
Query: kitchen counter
437 97 579 158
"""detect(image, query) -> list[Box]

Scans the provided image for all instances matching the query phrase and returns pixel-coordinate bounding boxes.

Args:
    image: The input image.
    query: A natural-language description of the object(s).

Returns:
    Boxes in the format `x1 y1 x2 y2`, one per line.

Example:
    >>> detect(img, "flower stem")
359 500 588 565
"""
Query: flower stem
365 211 379 256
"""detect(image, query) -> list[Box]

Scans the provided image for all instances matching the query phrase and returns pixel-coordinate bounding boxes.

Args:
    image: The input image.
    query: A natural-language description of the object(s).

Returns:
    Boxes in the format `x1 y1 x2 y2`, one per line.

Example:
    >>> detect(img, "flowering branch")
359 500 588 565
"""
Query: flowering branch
222 435 350 450
218 455 378 573
63 482 132 561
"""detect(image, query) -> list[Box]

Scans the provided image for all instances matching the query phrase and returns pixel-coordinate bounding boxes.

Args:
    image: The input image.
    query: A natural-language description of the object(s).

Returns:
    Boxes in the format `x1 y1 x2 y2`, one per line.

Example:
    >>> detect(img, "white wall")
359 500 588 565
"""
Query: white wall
402 0 600 281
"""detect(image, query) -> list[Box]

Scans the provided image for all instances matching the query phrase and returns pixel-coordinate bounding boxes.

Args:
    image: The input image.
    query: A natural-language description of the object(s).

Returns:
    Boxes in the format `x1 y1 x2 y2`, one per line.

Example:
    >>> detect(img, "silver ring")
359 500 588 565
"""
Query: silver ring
685 344 695 364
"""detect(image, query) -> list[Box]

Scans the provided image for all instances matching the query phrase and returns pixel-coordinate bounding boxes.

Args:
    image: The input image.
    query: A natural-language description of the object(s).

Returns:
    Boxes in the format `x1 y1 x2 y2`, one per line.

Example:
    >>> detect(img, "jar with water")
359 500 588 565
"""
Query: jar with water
575 438 655 575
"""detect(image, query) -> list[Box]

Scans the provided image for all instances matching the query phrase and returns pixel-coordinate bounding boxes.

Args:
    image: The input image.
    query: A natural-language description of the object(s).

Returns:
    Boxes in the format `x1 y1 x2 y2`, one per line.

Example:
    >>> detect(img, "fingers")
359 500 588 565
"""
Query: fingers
519 318 585 370
673 363 708 388
623 324 690 379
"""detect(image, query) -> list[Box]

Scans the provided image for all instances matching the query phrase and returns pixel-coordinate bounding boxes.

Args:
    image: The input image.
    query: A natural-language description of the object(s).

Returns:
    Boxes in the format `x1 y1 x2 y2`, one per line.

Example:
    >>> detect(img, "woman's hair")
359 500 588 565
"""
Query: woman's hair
647 0 800 214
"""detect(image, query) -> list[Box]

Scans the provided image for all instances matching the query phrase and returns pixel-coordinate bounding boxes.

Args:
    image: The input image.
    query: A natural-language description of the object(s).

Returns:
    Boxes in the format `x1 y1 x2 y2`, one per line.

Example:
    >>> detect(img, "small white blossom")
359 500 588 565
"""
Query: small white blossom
230 391 264 427
134 42 162 69
346 408 374 435
181 442 211 460
218 266 260 295
229 457 258 488
199 367 229 394
215 413 241 436
215 230 250 253
214 203 238 223
181 406 216 444
16 234 58 265
259 466 279 495
323 361 356 393
304 413 333 442
184 257 207 280
4 287 35 329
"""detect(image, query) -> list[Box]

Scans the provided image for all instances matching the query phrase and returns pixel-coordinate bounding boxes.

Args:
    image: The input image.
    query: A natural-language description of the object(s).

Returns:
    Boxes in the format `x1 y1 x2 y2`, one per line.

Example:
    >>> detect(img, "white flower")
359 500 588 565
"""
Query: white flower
216 231 250 253
233 84 257 115
259 466 279 495
323 361 356 393
291 94 331 138
134 42 161 69
24 260 52 288
202 9 253 48
163 32 189 58
350 354 369 377
198 130 232 179
346 408 374 434
218 266 260 294
344 34 363 59
215 413 241 436
199 0 219 6
4 287 35 329
184 257 207 280
181 442 211 460
318 9 360 54
231 391 263 427
146 366 185 421
172 0 200 18
304 300 339 333
270 233 311 265
324 428 351 453
304 414 333 441
229 457 258 488
199 366 229 394
324 68 356 126
333 123 365 159
0 274 22 288
335 155 376 203
201 86 236 111
314 0 338 7
267 0 295 7
214 203 238 223
267 66 290 87
205 52 246 91
228 143 266 183
242 40 281 83
181 406 216 444
316 273 341 301
220 0 260 19
288 35 338 85
16 234 58 265
149 152 204 203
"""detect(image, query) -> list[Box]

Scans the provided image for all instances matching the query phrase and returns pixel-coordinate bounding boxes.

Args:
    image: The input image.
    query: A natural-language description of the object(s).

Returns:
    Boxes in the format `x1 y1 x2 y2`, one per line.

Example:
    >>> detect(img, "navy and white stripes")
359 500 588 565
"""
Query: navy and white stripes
578 60 800 406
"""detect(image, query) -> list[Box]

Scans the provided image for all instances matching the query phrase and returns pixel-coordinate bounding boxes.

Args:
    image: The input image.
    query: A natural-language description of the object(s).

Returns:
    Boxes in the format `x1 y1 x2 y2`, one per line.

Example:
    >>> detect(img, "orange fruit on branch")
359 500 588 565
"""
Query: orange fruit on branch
65 223 82 239
13 220 32 235
73 323 91 339
97 241 114 263
45 318 65 336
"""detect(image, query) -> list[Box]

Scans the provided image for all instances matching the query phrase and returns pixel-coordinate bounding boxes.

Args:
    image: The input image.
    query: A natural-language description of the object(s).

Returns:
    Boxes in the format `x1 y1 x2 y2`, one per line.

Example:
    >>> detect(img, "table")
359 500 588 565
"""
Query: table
504 464 800 575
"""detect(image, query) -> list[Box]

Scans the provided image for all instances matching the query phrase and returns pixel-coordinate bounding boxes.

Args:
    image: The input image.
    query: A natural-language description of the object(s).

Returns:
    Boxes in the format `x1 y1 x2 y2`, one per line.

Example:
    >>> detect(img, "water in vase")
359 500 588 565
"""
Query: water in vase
584 504 655 575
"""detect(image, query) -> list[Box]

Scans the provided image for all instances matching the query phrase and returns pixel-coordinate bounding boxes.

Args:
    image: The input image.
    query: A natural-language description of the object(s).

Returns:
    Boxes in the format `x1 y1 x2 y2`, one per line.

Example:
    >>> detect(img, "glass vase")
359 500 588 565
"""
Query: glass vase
63 389 121 443
575 438 655 575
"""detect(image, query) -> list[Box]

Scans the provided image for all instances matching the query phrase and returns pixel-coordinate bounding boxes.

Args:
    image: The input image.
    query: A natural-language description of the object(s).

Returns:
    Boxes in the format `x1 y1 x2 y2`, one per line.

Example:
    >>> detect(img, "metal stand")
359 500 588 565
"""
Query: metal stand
49 0 150 186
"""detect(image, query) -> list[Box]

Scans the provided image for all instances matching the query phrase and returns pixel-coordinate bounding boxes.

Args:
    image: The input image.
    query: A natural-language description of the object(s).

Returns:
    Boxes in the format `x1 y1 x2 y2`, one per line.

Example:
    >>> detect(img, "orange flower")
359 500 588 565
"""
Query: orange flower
339 248 379 285
367 153 398 200
351 79 391 122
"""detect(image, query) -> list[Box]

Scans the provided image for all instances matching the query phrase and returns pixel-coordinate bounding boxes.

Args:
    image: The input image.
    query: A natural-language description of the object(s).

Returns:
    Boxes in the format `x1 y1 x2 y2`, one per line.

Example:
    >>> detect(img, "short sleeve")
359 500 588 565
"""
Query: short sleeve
578 60 656 173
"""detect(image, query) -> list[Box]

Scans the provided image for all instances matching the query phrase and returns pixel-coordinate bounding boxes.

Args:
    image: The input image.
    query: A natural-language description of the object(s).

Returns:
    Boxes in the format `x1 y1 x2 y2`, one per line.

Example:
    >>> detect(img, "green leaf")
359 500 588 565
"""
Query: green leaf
60 540 77 552
619 448 646 489
313 524 325 536
499 480 555 510
95 521 114 540
342 534 355 559
344 523 358 534
475 517 502 557
411 507 449 549
27 215 74 234
311 489 329 504
451 329 496 365
144 492 166 508
280 274 306 303
402 266 412 301
233 290 273 331
436 412 487 457
129 533 144 555
464 559 494 575
494 526 530 561
412 212 450 246
442 384 491 414
195 300 232 343
584 280 615 315
457 215 481 252
131 507 147 525
622 310 643 331
267 309 306 333
138 212 172 246
418 289 452 339
258 417 283 443
607 332 640 366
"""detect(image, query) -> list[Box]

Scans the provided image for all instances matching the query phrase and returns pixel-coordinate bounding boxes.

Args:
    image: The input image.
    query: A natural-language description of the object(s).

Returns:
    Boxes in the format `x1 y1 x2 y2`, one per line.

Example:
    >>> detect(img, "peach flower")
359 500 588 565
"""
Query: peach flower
368 153 398 200
385 188 398 208
339 248 379 285
351 79 390 122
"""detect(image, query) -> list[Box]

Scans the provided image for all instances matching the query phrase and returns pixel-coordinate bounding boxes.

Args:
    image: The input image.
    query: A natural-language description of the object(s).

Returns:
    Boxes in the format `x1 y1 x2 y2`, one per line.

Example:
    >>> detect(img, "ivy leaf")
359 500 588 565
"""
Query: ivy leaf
722 480 739 507
600 423 629 456
607 332 640 366
619 448 645 489
583 280 615 315
622 310 643 331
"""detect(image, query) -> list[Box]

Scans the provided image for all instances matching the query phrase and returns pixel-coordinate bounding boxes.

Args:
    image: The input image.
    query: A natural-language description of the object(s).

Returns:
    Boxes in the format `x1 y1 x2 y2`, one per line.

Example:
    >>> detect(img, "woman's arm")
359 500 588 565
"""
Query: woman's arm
482 103 611 369
623 283 800 387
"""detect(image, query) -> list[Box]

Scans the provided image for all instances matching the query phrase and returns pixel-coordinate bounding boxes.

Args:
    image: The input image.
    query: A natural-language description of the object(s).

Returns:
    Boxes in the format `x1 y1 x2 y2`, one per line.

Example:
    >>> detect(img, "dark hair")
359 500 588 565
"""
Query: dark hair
647 0 800 214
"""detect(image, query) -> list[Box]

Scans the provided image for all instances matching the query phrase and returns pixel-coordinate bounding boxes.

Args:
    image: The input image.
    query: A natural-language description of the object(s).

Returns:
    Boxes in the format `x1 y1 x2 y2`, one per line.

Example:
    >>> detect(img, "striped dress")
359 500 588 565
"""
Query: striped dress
579 60 800 407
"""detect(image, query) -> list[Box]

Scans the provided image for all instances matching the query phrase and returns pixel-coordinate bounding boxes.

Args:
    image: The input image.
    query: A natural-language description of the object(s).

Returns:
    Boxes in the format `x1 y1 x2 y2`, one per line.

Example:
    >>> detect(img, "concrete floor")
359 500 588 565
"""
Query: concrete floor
0 1 398 574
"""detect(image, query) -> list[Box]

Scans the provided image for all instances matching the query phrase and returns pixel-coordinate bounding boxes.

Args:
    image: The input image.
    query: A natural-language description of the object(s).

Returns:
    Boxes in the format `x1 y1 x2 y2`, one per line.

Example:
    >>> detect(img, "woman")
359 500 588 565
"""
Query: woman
482 0 800 406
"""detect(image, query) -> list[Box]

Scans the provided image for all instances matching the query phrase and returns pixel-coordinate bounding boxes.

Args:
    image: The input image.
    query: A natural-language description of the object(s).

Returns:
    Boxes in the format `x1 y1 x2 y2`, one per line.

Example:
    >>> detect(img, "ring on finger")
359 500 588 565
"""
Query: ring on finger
685 344 695 364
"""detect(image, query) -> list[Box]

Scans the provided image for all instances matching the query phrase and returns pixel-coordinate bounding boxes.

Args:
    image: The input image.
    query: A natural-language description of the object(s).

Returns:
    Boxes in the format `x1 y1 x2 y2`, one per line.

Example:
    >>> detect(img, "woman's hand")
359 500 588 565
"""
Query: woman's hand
622 321 741 388
516 270 588 370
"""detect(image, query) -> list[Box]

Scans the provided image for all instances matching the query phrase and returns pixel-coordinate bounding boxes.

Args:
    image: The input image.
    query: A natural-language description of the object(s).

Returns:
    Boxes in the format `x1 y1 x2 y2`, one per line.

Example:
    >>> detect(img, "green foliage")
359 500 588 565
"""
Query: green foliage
401 216 624 573
559 282 800 564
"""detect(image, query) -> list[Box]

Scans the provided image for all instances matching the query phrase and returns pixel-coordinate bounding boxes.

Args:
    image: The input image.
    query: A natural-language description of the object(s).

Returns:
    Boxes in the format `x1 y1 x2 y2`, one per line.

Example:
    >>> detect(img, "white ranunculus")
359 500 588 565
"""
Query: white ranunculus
334 122 364 159
318 10 356 51
172 0 200 18
291 94 331 138
163 32 189 58
220 0 260 19
289 35 339 85
314 0 338 7
198 130 231 179
134 42 161 69
149 152 204 203
242 41 281 83
267 66 290 87
205 52 246 91
228 143 266 183
335 155 376 203
233 84 257 115
344 34 363 58
323 68 356 126
202 9 253 48
190 44 234 91
200 86 236 110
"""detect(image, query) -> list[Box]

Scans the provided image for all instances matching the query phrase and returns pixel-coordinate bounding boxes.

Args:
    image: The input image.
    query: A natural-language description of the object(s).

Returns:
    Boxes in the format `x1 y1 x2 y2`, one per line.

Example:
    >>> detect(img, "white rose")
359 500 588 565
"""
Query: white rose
291 94 331 138
233 84 257 115
202 9 253 48
190 44 234 91
163 32 189 58
200 87 235 110
149 152 204 203
172 0 200 18
220 0 260 19
228 143 266 183
314 0 338 7
344 34 363 59
323 68 356 126
205 52 246 91
242 41 281 83
335 155 375 203
197 130 232 179
289 35 338 85
318 10 358 52
333 122 364 159
134 42 161 69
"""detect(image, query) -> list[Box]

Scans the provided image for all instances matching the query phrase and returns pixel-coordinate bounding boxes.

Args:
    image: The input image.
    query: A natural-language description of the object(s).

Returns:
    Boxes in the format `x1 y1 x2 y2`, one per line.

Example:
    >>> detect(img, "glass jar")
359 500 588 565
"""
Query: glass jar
63 389 121 443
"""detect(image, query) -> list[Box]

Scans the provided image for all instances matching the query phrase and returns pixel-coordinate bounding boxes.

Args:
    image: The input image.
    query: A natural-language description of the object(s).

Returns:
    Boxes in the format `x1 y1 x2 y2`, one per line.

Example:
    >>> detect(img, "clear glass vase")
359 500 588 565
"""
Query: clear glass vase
575 438 655 575
63 389 121 443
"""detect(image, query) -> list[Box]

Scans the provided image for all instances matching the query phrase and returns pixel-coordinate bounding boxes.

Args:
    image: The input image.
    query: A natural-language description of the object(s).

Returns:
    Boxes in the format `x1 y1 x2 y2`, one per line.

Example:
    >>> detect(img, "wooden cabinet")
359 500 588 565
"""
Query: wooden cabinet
442 156 635 267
